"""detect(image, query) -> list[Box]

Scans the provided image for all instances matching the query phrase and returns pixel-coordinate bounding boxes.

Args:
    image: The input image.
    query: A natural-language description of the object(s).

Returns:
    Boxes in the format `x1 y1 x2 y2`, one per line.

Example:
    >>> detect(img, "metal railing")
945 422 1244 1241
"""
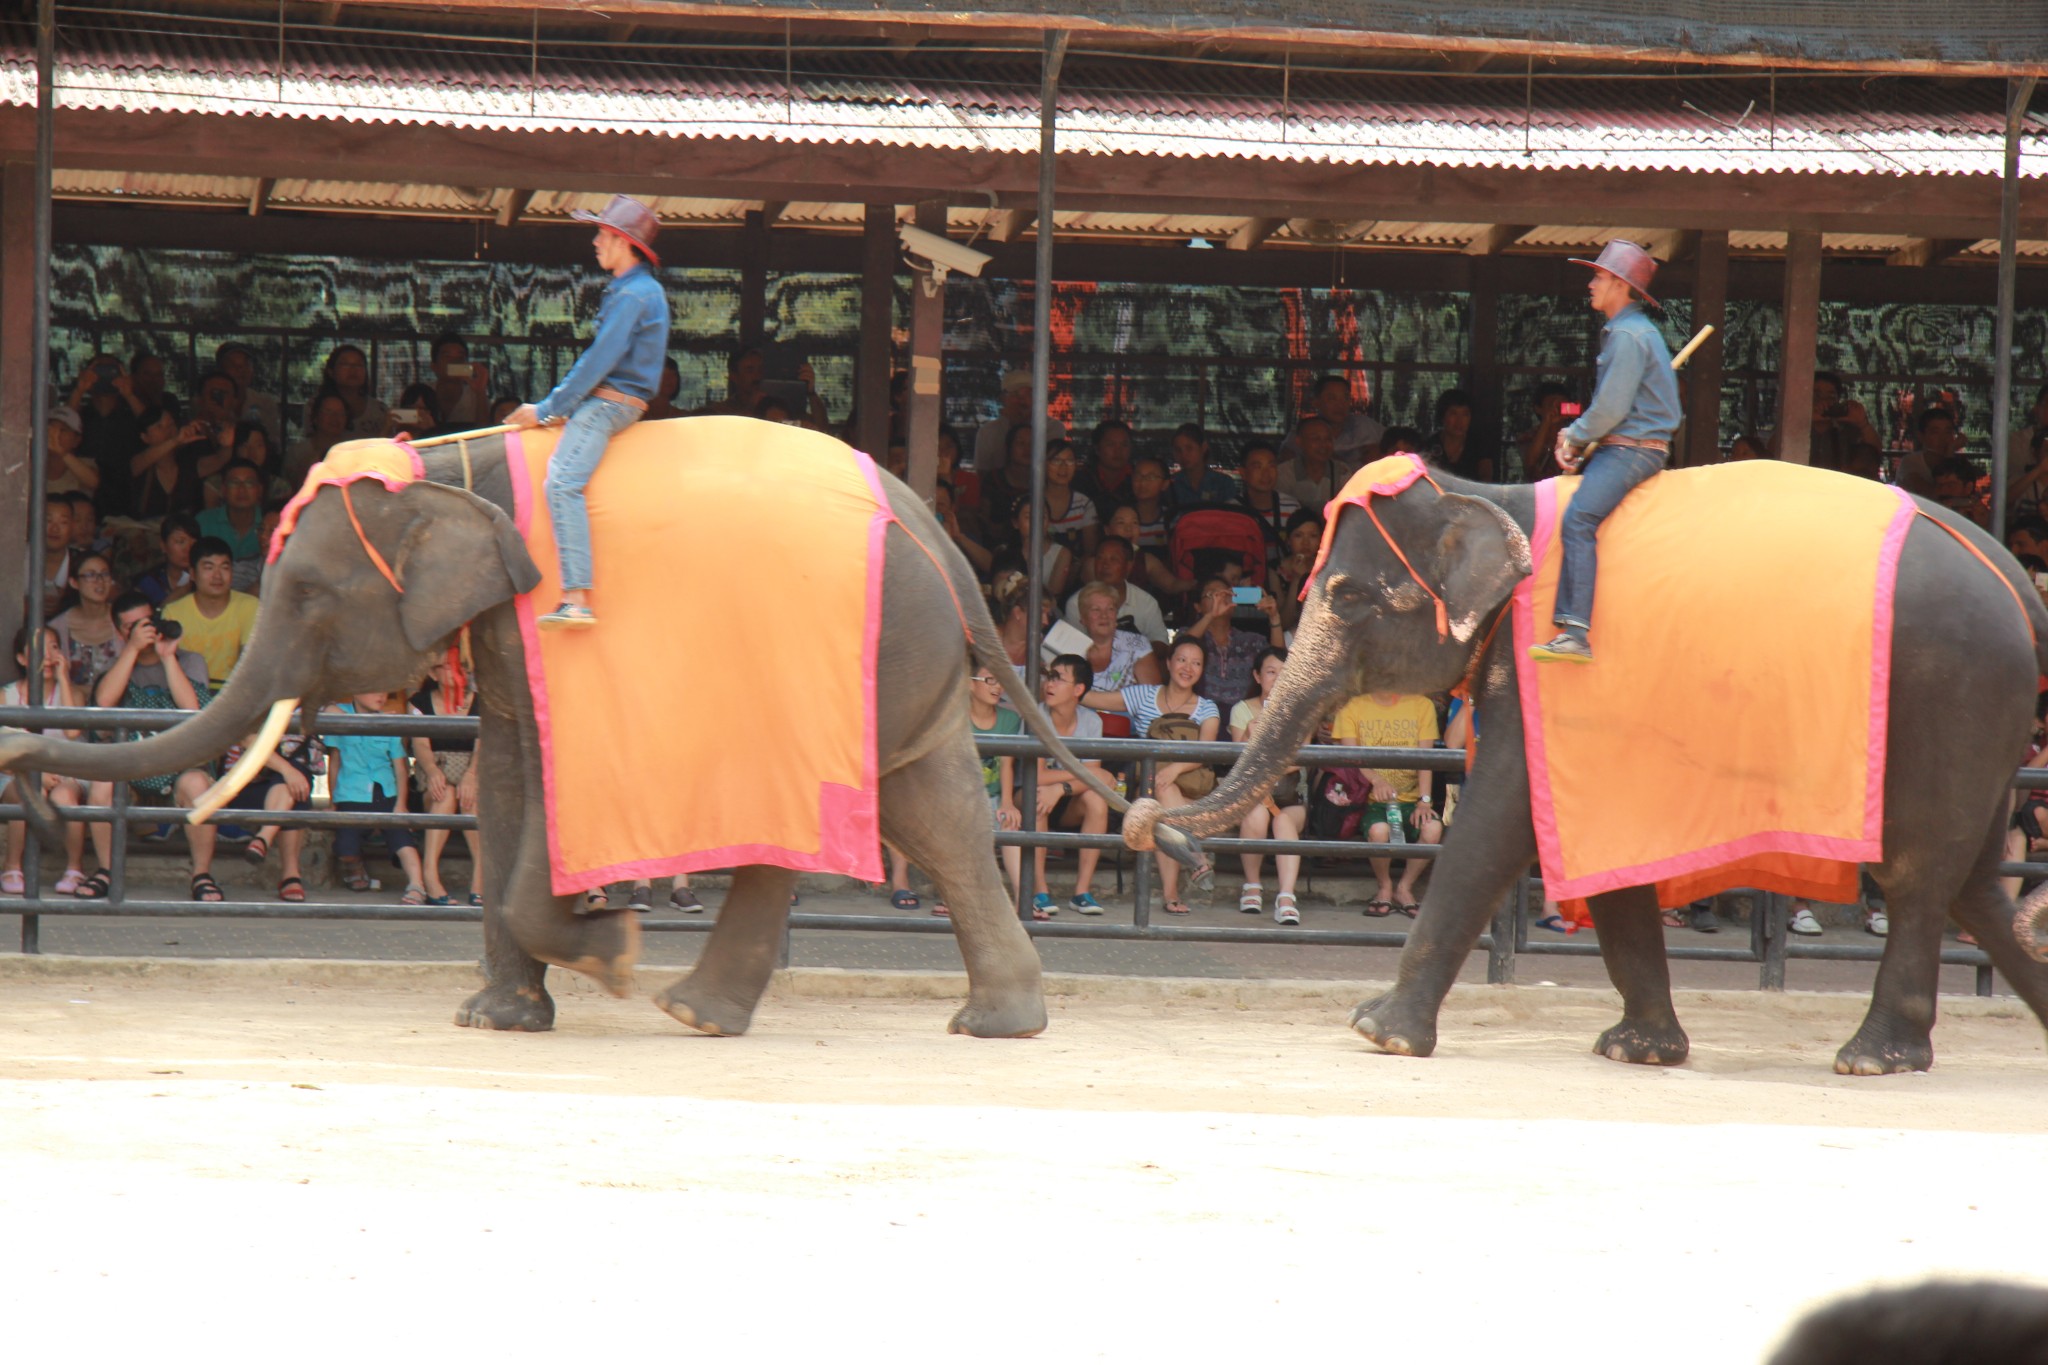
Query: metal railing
0 703 2031 996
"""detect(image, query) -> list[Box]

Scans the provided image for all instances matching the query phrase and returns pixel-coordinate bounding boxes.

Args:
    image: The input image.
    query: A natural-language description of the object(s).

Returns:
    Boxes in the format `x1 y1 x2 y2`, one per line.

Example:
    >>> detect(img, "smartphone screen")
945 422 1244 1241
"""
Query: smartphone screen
1232 587 1263 607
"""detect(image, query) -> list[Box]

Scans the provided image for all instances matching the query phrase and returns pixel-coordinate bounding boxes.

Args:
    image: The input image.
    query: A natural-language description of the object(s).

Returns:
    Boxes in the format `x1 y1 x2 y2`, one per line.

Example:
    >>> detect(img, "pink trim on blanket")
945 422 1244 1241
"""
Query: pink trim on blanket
1863 490 1914 843
540 784 882 891
1517 476 1908 902
499 431 578 893
1515 478 1570 890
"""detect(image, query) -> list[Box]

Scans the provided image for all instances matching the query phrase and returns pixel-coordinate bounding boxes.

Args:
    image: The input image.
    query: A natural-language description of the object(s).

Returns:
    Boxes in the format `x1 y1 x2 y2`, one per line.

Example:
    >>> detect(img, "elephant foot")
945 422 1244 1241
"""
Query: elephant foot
1834 1025 1934 1076
1349 991 1440 1058
515 906 640 998
946 991 1048 1039
454 981 555 1032
1594 1017 1689 1066
653 977 759 1037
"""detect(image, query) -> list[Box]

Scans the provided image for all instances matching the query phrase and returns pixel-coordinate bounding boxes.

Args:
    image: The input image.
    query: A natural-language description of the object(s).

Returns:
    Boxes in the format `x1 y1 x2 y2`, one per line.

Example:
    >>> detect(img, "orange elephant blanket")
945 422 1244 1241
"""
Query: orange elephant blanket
505 416 894 894
1515 459 1914 912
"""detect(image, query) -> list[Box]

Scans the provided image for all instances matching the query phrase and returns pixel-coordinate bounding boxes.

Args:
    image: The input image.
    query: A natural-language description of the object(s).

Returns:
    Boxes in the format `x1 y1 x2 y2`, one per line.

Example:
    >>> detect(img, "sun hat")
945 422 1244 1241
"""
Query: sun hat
570 195 662 268
1568 239 1658 306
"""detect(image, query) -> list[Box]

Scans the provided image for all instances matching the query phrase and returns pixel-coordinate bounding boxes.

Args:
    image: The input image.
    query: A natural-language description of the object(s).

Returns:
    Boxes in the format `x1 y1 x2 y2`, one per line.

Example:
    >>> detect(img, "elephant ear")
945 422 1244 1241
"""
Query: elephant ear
1430 492 1533 644
389 482 543 653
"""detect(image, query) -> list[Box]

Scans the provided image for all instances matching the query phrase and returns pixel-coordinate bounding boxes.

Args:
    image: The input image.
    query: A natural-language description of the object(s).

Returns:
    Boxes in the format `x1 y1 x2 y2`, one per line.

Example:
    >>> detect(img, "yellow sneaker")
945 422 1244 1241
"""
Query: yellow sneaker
1528 632 1593 664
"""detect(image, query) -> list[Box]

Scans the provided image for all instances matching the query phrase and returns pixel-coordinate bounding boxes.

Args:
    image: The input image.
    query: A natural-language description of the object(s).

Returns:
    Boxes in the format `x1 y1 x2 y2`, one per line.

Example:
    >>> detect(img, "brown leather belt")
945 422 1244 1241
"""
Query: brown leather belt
1596 434 1670 452
593 386 648 411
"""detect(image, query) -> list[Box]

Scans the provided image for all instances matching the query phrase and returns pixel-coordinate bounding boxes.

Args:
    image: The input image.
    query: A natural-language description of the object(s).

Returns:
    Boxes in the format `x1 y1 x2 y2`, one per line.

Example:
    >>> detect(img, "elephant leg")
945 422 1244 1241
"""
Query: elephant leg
1351 718 1536 1058
1840 808 2005 1075
883 744 1047 1038
653 865 796 1037
455 697 555 1030
1587 885 1689 1065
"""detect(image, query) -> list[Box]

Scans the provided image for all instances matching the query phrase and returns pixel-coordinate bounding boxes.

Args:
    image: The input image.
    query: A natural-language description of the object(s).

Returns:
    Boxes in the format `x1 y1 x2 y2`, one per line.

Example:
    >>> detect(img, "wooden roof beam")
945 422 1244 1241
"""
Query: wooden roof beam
497 188 534 228
247 177 274 216
1227 217 1282 251
1886 237 1977 267
1464 223 1531 255
989 208 1036 243
758 200 789 224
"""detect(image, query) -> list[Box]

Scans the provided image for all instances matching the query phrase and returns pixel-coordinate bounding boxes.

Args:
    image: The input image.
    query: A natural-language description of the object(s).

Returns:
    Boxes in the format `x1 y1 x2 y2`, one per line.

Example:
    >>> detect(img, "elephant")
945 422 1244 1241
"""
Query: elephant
1122 465 2048 1074
0 423 1199 1039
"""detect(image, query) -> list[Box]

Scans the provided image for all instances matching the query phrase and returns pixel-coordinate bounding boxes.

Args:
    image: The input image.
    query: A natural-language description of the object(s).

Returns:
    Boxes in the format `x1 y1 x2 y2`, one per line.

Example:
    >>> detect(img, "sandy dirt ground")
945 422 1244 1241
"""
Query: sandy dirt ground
1 960 2044 1362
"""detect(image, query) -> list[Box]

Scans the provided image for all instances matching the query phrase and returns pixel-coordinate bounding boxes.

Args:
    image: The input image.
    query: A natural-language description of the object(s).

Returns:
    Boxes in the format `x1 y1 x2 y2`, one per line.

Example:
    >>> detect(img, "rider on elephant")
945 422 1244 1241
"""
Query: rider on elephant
1530 239 1682 665
509 195 670 630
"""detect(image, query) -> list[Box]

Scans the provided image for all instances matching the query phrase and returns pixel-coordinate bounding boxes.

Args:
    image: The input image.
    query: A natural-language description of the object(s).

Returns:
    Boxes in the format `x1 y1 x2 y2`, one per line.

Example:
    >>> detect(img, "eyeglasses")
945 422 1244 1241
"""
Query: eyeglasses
971 675 1000 686
1047 456 1076 467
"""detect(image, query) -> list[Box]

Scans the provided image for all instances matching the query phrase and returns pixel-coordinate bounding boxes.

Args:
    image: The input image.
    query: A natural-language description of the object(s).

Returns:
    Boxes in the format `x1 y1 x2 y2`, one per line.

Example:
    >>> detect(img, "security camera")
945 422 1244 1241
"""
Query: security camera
898 223 992 294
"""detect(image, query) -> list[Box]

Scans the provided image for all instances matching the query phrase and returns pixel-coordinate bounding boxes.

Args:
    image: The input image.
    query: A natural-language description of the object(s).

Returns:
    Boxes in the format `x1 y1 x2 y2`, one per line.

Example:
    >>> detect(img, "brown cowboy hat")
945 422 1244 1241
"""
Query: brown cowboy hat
570 195 661 268
1568 239 1658 306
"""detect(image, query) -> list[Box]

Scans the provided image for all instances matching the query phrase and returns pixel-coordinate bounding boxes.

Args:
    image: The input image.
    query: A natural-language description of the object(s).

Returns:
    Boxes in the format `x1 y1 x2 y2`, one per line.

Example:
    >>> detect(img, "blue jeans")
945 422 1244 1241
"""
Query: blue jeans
1554 444 1664 632
543 397 642 592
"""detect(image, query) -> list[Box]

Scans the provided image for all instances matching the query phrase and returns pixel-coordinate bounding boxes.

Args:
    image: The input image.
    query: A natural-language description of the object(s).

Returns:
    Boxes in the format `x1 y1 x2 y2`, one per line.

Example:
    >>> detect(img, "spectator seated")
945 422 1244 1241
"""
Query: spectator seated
0 625 88 896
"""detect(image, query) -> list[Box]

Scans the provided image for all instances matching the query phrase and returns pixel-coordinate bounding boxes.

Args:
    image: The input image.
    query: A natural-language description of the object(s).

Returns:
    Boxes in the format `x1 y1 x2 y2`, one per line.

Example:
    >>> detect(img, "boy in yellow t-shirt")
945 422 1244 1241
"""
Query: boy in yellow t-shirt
1330 690 1444 916
162 537 260 689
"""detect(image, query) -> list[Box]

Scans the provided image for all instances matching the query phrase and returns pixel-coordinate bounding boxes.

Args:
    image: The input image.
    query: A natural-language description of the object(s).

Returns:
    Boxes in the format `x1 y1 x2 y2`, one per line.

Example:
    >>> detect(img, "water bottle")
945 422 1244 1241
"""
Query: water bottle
1384 801 1406 846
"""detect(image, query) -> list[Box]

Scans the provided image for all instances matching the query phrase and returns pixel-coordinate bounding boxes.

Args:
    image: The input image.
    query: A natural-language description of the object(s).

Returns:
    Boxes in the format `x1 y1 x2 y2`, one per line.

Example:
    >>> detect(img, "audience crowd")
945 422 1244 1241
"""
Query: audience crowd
11 330 2035 934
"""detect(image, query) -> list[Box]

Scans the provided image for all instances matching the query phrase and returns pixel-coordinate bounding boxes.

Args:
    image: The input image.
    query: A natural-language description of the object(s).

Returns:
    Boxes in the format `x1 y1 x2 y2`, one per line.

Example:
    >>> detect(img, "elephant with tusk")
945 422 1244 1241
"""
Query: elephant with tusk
0 422 1207 1040
1124 460 2048 1074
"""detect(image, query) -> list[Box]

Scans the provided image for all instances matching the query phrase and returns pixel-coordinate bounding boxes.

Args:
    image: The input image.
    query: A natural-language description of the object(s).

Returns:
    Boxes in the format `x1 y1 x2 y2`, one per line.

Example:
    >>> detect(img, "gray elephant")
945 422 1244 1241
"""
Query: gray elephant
1124 464 2048 1074
0 426 1193 1039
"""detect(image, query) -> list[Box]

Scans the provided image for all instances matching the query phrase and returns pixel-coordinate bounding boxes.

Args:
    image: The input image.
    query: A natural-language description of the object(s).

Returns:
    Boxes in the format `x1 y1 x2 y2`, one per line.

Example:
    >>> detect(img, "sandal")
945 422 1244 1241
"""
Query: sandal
1660 907 1686 929
1363 898 1393 918
52 868 85 896
890 889 921 910
931 903 950 917
242 835 269 865
1534 913 1573 933
1395 900 1421 918
1163 899 1191 915
338 857 373 893
74 870 111 900
1274 892 1300 926
583 888 609 909
1238 882 1263 915
423 893 454 906
277 876 306 903
0 870 21 895
1030 904 1051 921
401 885 427 906
190 872 224 903
467 892 483 906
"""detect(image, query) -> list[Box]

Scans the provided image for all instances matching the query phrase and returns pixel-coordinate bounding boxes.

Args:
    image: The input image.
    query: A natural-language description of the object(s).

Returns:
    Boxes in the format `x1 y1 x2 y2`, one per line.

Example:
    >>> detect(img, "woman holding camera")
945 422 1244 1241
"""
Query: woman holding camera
1187 576 1284 712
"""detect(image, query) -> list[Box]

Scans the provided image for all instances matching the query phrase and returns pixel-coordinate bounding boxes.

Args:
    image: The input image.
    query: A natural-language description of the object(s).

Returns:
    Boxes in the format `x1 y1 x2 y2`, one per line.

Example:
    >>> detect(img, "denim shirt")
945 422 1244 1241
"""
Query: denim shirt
1563 303 1682 448
534 263 670 423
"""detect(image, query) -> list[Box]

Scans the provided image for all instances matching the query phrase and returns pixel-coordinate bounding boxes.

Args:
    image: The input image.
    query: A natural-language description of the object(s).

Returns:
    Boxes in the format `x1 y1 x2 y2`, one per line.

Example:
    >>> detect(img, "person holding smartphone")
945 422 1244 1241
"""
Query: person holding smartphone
428 333 491 430
1187 576 1284 712
1529 240 1681 665
507 195 669 630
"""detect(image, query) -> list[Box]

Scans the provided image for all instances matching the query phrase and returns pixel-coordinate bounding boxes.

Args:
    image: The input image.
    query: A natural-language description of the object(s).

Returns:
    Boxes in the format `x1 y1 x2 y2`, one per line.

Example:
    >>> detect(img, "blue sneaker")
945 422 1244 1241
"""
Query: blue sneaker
1031 893 1057 917
140 823 175 844
1068 892 1105 916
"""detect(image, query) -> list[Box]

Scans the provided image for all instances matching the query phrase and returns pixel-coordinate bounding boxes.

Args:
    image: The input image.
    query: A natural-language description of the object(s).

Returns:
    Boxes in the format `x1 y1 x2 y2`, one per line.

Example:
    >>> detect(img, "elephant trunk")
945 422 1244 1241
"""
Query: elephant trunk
0 647 292 793
1125 594 1350 850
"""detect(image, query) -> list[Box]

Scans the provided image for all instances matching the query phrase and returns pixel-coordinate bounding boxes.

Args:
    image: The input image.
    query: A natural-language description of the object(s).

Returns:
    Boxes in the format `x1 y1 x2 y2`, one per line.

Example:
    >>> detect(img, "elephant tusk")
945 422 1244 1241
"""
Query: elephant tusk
188 698 297 826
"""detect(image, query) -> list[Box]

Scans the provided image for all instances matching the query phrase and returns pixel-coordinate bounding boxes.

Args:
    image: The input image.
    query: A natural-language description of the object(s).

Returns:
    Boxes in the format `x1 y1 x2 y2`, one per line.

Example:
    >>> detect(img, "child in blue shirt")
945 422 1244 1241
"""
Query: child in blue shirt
326 693 425 901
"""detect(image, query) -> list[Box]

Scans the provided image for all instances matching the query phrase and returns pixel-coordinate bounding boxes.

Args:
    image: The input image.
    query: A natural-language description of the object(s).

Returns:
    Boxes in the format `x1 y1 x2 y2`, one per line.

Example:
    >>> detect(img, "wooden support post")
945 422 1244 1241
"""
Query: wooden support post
0 160 32 678
738 208 769 345
1686 230 1729 466
1776 231 1823 466
1466 256 1503 477
904 198 945 504
854 203 896 461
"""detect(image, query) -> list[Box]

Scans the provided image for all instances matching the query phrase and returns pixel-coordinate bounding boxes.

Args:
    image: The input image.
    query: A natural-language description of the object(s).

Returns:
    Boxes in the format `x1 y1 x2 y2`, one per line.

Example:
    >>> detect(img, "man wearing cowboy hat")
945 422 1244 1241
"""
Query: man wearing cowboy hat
1529 239 1682 665
508 195 670 629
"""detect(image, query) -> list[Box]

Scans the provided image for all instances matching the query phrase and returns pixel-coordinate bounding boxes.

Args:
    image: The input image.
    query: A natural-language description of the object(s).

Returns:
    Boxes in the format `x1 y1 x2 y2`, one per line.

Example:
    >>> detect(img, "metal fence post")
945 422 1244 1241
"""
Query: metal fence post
1131 756 1154 928
1758 891 1787 991
1976 961 1994 997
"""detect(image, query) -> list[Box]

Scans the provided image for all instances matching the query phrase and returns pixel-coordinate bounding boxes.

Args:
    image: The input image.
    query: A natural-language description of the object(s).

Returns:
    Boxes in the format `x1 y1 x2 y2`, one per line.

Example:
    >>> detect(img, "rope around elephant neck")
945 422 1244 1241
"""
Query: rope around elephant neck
1359 465 1451 642
340 482 404 595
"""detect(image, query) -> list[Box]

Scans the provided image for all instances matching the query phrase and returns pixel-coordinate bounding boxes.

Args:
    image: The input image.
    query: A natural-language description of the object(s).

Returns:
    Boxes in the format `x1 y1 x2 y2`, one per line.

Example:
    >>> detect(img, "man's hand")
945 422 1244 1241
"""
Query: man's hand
1555 430 1588 473
797 362 816 391
1367 777 1399 803
506 404 543 430
152 630 179 663
1260 592 1281 622
125 619 159 659
1035 777 1067 817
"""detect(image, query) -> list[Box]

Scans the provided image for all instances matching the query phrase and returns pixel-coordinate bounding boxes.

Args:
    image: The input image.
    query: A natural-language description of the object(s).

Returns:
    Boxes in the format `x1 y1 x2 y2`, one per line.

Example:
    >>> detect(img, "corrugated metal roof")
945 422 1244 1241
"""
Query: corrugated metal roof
4 14 2039 178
